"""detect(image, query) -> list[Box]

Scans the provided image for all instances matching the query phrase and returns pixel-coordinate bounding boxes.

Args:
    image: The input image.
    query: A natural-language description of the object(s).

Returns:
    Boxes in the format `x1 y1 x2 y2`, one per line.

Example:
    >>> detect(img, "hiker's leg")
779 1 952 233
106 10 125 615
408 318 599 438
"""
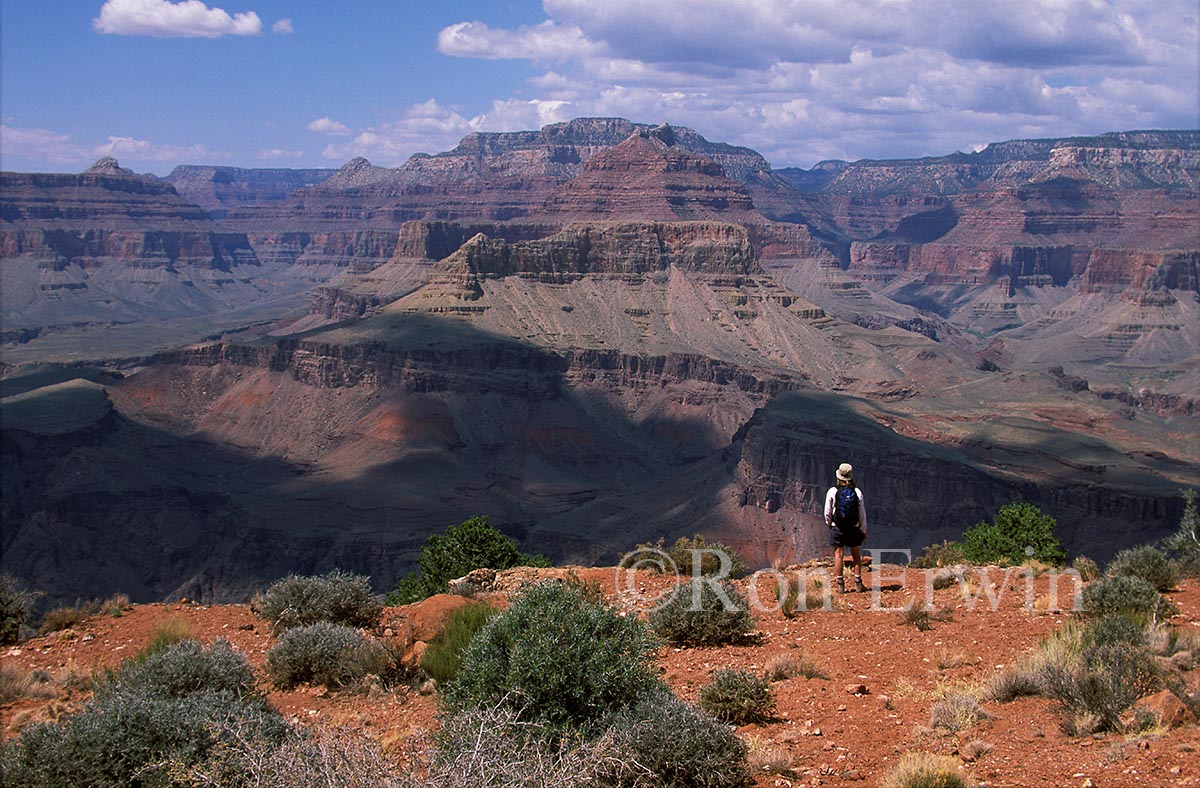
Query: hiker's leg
850 546 862 579
833 546 845 589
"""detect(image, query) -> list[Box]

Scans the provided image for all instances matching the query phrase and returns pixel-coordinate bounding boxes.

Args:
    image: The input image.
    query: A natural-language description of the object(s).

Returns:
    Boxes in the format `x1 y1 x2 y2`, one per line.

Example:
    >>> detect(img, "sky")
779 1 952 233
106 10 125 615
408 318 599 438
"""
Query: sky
1 0 1197 175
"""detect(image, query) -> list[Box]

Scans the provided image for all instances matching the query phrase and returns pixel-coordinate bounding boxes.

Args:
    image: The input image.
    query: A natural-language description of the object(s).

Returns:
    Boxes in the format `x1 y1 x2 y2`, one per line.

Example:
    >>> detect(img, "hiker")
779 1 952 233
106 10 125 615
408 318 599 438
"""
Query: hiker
825 462 867 592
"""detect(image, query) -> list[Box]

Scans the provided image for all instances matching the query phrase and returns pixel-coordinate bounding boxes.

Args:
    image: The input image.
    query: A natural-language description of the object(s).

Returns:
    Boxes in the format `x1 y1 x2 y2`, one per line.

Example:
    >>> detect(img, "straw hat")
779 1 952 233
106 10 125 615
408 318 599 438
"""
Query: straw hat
835 463 854 482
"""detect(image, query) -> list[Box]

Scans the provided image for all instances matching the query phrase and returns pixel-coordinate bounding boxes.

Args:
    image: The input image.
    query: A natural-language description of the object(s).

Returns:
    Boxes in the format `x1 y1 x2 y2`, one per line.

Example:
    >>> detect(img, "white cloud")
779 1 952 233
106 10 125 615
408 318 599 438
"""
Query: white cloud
320 100 478 165
434 0 1198 165
437 20 597 62
307 117 352 136
0 125 91 166
272 18 293 35
257 148 303 160
95 135 229 162
93 0 262 38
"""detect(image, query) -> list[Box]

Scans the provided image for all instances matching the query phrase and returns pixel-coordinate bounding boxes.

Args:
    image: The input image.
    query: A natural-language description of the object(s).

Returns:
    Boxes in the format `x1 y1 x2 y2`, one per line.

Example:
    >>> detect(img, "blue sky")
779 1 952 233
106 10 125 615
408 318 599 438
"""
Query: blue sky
2 0 1197 174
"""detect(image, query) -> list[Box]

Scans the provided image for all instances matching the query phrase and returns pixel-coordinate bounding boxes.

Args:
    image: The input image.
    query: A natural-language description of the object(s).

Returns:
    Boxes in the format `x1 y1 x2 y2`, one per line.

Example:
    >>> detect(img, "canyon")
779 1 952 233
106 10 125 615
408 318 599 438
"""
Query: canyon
1 119 1197 606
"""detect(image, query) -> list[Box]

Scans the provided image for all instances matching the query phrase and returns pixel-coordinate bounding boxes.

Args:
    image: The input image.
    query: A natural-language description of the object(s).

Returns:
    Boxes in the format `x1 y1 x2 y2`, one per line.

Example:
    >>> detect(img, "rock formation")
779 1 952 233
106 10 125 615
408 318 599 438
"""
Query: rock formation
2 123 1197 607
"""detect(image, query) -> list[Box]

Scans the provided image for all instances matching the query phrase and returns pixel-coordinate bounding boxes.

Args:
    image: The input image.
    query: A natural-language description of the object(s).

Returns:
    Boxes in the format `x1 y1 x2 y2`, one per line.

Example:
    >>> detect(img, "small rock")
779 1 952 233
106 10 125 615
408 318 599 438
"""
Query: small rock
383 627 394 637
845 683 868 695
81 634 94 642
418 679 437 695
840 770 864 781
837 704 847 712
237 623 255 631
1080 779 1093 788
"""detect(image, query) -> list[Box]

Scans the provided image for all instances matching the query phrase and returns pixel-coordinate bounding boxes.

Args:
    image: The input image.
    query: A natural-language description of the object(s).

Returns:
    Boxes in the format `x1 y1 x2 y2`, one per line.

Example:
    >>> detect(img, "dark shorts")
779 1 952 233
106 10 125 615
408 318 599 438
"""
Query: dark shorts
829 524 865 548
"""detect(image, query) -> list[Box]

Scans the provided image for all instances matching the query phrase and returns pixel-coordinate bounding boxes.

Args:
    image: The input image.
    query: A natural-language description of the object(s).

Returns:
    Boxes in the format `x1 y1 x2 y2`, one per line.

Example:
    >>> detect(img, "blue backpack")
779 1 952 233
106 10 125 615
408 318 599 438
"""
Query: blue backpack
833 486 860 528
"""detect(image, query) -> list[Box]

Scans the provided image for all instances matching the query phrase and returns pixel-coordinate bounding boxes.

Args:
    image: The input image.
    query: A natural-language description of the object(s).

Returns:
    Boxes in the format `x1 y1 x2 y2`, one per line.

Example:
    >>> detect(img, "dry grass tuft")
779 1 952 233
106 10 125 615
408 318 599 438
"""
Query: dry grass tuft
930 688 990 733
764 652 827 681
882 752 974 788
0 663 59 704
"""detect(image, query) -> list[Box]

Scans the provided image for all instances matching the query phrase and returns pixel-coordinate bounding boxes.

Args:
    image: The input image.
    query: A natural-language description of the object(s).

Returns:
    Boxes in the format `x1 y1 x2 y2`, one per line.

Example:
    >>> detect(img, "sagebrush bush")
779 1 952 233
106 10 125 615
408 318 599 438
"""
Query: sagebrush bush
421 603 497 683
962 502 1066 566
609 693 753 788
100 638 259 701
1034 619 1163 734
1080 575 1175 621
625 534 751 578
388 515 549 604
0 575 40 644
699 669 775 724
649 579 754 647
266 622 395 690
443 581 663 734
1106 544 1178 592
0 688 291 788
881 752 973 788
255 570 382 633
909 540 967 569
0 639 288 788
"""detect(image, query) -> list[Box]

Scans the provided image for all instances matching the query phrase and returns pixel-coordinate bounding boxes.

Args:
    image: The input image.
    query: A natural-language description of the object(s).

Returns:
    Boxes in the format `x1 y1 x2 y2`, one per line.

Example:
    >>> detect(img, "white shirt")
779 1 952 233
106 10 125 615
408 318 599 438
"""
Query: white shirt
824 486 866 532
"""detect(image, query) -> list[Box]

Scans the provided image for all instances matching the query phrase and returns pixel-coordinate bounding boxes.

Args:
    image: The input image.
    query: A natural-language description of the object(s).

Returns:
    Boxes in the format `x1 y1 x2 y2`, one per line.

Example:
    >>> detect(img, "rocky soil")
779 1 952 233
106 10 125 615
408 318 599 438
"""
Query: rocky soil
3 567 1199 787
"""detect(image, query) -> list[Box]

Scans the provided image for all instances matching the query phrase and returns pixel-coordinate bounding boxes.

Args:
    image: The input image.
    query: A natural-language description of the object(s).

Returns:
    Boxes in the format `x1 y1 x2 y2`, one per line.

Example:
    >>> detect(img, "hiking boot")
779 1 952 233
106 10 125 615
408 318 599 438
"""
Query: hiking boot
854 577 867 593
836 577 846 593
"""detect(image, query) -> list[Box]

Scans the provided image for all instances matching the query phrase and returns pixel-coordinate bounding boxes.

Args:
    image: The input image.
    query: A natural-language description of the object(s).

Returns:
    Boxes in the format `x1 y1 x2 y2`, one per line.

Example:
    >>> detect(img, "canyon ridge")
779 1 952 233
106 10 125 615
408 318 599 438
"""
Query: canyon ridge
1 119 1197 605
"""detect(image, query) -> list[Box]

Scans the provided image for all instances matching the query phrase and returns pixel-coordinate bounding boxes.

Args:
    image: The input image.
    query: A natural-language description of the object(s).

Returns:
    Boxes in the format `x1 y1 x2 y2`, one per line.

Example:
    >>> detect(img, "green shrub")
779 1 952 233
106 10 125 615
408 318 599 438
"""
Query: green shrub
421 603 498 683
1080 575 1176 621
881 752 972 788
909 540 967 569
1107 544 1178 592
0 575 40 644
388 516 550 604
699 670 775 724
649 579 754 647
100 638 259 701
625 534 750 578
266 622 395 691
1070 556 1101 582
443 581 663 735
609 693 753 788
962 502 1066 566
254 570 382 634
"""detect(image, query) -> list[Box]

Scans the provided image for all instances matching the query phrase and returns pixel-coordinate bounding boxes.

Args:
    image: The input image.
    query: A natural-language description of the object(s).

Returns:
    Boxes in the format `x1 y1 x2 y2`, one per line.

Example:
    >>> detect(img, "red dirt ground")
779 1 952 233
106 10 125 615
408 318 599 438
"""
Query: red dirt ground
4 567 1199 787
